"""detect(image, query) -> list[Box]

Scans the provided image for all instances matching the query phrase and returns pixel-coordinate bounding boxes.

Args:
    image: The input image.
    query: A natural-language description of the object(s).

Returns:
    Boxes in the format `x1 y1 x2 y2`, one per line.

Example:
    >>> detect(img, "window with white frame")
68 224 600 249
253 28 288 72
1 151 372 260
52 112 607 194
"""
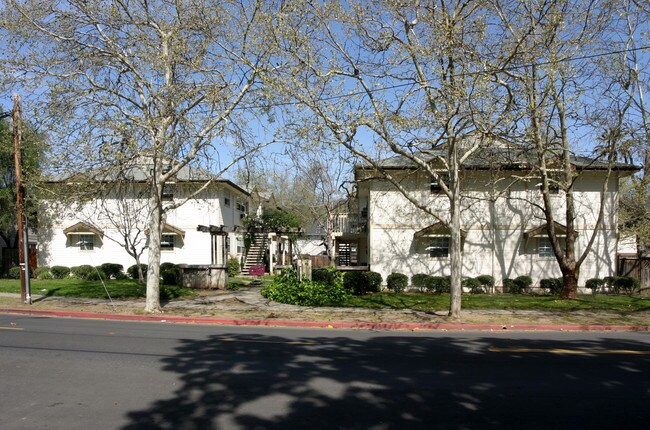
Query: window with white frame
236 200 246 213
428 236 450 258
538 237 554 257
161 234 175 251
77 234 95 251
224 191 231 207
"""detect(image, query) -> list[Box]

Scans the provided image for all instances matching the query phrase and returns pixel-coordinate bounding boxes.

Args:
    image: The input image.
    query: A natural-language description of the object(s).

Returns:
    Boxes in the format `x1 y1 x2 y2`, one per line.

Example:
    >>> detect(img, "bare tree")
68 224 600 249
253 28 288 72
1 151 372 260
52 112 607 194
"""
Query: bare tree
493 0 637 298
273 0 513 319
1 0 287 312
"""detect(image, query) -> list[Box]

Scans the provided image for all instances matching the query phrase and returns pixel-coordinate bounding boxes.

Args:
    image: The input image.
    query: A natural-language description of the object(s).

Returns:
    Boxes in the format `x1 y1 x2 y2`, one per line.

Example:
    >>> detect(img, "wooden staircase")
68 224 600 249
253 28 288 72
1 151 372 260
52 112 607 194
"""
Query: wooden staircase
243 233 268 275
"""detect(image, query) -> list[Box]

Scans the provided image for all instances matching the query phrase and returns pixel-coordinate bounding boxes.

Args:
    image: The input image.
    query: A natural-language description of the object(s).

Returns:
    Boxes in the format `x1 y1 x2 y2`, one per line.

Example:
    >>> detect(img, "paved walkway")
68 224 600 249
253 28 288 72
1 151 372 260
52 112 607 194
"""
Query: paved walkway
1 288 649 332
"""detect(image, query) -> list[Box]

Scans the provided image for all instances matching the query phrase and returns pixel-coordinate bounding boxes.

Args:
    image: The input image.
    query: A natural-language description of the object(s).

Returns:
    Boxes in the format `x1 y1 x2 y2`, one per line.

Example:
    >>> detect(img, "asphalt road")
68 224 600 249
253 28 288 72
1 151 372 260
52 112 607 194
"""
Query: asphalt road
0 314 649 430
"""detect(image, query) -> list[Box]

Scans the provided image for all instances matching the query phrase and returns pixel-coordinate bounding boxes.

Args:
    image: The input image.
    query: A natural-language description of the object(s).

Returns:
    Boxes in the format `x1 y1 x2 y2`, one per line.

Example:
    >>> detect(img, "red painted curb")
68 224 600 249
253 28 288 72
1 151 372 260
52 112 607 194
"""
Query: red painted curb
1 307 649 332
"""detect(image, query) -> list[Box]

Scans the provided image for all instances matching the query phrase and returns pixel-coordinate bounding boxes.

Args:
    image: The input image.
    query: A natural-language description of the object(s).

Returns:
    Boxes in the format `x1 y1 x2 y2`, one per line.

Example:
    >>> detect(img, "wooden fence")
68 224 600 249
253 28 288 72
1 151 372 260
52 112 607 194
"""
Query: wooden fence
618 256 650 296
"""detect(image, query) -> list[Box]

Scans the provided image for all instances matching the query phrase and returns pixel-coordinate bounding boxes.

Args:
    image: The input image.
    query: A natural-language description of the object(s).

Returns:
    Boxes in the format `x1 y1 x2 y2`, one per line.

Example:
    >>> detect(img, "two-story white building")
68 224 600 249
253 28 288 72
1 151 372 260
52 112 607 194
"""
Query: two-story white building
333 145 639 289
38 160 250 272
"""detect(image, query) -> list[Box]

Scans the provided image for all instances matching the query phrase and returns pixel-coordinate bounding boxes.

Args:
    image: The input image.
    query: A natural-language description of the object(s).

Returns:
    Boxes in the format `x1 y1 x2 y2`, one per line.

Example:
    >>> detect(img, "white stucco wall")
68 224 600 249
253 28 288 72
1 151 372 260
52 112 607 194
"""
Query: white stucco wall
38 181 250 272
360 169 624 287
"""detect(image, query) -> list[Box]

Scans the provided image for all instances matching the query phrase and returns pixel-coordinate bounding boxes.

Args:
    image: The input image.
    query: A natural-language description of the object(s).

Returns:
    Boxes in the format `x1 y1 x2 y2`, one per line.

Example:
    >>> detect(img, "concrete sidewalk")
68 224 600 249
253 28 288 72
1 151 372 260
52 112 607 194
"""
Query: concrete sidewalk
1 288 649 332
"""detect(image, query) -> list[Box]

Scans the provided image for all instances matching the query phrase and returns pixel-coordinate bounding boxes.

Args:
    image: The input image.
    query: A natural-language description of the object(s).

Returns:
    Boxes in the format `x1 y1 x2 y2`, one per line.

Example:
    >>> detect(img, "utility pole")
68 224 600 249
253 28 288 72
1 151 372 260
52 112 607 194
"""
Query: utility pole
13 94 31 304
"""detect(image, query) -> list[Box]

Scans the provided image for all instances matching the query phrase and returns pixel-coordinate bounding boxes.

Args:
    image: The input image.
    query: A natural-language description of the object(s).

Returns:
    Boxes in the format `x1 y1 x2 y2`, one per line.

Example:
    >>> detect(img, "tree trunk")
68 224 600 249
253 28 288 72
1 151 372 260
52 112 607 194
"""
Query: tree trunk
559 268 579 299
144 188 163 313
448 143 462 320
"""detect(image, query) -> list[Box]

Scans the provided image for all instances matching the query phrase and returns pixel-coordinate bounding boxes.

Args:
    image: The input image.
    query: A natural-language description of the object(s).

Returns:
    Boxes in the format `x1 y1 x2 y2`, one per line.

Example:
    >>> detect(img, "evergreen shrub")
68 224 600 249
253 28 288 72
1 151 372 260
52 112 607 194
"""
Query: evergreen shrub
33 267 51 280
227 258 240 277
71 265 94 280
127 264 148 280
386 272 408 292
411 274 433 291
540 277 563 295
100 263 124 279
585 278 605 293
8 266 21 279
261 268 348 306
463 277 485 294
160 262 181 286
51 265 71 279
430 276 451 294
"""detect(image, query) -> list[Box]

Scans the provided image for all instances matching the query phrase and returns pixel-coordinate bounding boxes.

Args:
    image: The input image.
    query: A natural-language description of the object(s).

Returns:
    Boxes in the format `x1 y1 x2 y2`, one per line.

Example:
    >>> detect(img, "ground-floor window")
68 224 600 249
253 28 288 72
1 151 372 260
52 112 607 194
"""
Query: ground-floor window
538 237 554 257
428 236 450 258
77 234 95 251
161 234 175 251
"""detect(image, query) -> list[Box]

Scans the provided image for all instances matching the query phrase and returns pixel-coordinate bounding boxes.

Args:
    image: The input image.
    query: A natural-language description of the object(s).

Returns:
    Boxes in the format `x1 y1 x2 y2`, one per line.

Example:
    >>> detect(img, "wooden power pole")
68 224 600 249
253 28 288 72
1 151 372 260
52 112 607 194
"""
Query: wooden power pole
13 94 31 304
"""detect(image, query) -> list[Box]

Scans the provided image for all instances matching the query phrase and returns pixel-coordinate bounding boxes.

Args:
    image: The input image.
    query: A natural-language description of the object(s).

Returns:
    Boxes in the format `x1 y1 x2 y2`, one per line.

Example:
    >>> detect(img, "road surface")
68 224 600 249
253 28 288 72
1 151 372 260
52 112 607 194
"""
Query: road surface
1 314 649 429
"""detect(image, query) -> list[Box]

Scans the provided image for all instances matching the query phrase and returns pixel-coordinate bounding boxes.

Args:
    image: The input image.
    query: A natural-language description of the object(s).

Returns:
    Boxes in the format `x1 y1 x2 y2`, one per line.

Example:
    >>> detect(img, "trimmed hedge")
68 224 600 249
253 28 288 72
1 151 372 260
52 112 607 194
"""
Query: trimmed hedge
51 265 71 279
100 263 124 279
585 278 605 293
71 265 95 280
463 277 485 294
343 271 383 295
33 267 52 280
160 262 181 286
411 274 433 291
540 277 563 295
128 264 148 280
386 272 408 292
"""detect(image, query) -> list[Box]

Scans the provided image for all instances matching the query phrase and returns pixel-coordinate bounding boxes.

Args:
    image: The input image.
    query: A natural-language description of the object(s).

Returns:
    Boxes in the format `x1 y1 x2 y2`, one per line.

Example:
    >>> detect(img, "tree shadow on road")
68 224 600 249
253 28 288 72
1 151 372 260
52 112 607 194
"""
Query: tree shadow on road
122 333 650 429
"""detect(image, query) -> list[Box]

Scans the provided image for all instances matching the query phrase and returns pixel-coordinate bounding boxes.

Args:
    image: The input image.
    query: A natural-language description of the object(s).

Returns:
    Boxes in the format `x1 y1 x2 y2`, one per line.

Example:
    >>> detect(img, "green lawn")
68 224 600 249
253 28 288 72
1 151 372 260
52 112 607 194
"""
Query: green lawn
343 292 650 312
2 277 649 312
0 278 195 300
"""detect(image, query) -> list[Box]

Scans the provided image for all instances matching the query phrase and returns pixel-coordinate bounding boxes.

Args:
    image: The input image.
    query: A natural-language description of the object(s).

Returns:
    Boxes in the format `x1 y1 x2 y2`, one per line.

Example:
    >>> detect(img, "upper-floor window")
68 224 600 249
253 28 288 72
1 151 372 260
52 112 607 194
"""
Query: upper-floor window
162 183 175 201
236 200 247 213
224 191 231 207
430 173 449 194
428 236 450 258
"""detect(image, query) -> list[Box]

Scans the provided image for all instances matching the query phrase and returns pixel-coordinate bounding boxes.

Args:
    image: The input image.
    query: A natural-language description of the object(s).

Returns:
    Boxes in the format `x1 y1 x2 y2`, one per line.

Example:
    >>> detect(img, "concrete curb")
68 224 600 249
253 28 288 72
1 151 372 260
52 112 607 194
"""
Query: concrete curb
2 307 649 332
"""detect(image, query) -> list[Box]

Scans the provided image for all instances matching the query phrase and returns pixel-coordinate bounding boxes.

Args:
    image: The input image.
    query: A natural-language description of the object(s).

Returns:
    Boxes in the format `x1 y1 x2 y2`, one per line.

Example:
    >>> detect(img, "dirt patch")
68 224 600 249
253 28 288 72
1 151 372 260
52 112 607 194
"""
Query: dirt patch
2 295 649 329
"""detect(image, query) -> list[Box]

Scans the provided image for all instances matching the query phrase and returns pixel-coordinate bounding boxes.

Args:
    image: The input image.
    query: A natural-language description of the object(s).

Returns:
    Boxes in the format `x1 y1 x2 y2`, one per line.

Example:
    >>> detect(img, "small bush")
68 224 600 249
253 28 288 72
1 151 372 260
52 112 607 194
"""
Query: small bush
508 275 532 294
100 263 124 279
411 274 433 291
227 258 240 277
363 271 383 294
386 272 409 292
540 277 563 295
70 265 94 280
502 278 516 293
430 276 451 294
312 267 339 285
343 271 381 295
8 266 21 279
612 276 640 295
128 264 148 280
51 265 71 279
585 278 605 293
160 262 181 286
33 267 51 280
476 275 495 291
463 277 485 294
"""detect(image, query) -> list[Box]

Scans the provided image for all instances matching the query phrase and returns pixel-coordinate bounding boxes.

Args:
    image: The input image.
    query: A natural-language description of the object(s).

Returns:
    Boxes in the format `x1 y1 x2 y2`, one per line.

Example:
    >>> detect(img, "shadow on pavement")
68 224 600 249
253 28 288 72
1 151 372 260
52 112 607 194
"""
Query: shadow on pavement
121 334 650 429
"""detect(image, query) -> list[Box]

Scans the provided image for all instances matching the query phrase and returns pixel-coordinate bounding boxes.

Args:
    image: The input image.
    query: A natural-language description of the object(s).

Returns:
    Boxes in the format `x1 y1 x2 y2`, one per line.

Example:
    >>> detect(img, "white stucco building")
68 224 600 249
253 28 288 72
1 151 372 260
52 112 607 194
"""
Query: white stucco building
38 160 250 272
332 145 639 289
